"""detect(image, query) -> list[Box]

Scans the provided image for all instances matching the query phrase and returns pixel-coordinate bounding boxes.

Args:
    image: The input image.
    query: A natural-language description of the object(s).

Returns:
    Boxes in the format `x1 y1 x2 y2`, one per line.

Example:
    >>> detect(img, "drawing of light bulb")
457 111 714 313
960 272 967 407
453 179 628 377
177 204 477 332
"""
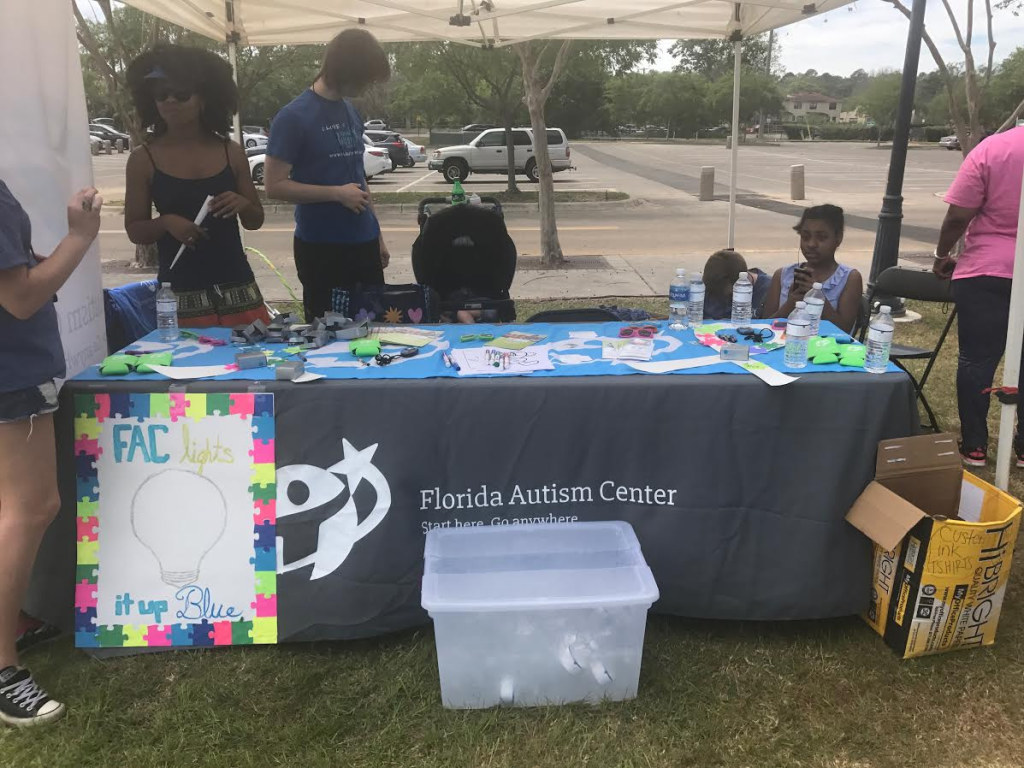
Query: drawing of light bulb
131 469 228 588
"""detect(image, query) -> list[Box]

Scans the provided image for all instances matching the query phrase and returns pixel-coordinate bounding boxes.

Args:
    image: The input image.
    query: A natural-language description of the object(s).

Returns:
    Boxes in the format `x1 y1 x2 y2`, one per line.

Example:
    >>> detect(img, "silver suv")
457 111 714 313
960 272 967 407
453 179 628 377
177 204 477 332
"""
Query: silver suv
428 127 572 183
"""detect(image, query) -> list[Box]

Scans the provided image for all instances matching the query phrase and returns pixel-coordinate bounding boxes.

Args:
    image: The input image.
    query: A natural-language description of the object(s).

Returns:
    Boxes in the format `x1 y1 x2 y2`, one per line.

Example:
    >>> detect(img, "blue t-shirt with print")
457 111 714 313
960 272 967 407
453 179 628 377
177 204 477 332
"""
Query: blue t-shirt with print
0 179 65 393
268 89 380 245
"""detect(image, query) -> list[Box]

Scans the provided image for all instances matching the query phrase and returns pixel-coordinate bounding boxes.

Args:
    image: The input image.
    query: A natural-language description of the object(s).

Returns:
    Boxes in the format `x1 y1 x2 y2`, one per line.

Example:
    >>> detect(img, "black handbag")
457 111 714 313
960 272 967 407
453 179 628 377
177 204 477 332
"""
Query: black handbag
331 283 439 324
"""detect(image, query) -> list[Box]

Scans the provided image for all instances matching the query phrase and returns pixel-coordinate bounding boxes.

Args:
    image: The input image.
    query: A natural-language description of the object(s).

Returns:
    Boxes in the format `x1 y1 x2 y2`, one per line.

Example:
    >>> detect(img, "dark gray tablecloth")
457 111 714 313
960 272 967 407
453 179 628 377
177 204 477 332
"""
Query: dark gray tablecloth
28 370 916 643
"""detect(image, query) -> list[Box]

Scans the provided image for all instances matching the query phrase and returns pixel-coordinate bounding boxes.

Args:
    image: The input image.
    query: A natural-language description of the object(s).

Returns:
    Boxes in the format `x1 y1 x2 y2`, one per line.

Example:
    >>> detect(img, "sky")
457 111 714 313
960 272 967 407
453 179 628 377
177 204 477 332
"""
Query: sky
654 1 1024 76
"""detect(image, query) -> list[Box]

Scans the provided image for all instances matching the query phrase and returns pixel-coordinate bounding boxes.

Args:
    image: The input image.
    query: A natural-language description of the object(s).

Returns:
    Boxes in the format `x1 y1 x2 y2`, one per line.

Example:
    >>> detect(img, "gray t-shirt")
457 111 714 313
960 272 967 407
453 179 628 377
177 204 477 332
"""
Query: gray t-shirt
0 179 65 393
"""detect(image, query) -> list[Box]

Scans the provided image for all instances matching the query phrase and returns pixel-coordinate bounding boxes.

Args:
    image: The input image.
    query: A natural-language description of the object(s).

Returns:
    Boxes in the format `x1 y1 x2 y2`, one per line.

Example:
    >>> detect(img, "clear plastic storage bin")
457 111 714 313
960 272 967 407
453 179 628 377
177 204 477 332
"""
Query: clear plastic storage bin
422 521 659 709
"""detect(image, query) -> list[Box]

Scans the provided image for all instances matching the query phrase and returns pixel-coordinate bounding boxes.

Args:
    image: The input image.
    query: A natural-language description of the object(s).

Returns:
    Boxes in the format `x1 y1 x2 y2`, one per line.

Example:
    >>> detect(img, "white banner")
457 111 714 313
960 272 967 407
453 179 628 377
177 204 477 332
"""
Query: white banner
0 0 106 377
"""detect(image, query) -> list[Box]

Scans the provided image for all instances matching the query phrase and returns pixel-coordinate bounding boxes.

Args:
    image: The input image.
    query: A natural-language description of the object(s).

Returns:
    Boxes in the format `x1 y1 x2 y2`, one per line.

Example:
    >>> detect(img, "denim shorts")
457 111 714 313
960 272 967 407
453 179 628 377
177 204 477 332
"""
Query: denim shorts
0 381 59 424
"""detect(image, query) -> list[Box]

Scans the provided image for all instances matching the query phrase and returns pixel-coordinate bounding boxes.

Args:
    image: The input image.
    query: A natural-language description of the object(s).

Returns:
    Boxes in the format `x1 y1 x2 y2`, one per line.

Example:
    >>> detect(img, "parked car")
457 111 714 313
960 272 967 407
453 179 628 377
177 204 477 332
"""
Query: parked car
364 119 387 131
462 123 496 133
91 117 117 128
697 125 729 138
364 130 412 169
428 127 572 183
230 129 268 149
243 125 268 136
939 134 961 151
248 145 390 187
89 122 131 147
402 137 427 165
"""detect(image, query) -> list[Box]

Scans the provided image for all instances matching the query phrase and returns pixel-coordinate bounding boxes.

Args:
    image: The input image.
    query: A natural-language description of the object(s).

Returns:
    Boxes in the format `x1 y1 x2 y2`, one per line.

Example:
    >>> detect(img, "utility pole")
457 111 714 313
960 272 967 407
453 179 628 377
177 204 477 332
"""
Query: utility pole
868 0 927 309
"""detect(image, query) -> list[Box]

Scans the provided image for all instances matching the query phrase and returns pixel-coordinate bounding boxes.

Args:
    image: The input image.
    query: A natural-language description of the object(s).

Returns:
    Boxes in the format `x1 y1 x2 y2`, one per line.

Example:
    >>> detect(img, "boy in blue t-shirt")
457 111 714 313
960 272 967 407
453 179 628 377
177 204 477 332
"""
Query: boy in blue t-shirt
265 29 392 320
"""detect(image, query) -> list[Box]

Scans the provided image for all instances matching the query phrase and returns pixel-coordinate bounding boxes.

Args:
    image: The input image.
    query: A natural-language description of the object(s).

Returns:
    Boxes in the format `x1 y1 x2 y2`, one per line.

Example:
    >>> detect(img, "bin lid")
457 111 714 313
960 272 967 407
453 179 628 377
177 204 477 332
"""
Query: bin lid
421 521 659 613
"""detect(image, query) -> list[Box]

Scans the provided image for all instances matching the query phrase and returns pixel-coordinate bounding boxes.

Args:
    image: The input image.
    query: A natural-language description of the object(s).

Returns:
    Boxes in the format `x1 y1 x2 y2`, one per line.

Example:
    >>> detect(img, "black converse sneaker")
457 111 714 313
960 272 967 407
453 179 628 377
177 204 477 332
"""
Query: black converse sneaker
0 667 65 727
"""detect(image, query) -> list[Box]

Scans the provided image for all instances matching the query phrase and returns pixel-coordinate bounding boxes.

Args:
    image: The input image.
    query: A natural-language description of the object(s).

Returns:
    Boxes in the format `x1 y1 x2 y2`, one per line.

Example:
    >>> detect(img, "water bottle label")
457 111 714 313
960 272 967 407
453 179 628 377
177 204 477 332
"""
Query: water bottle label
867 328 893 343
788 322 812 338
669 285 690 302
157 300 176 312
805 299 825 318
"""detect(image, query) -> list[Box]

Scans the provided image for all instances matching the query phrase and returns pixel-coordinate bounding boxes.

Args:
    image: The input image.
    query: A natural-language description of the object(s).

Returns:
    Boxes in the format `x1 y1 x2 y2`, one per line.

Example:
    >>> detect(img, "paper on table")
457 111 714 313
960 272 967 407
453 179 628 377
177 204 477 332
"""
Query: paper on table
602 338 654 362
732 360 798 386
626 355 723 374
147 364 237 380
169 194 214 270
369 327 443 347
293 372 325 383
451 347 554 375
486 331 546 350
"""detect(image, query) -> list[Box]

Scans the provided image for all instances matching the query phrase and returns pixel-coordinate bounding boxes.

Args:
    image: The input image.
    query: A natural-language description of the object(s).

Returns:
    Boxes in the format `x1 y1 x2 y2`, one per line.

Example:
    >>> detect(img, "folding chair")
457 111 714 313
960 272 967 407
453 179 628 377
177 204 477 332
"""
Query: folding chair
526 308 620 323
862 266 957 432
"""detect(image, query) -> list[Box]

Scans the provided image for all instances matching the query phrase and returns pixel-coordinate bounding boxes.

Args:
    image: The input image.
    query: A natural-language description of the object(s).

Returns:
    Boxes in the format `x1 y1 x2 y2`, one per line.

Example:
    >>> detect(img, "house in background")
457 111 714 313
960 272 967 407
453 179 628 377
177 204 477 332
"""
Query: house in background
838 108 868 124
782 92 842 123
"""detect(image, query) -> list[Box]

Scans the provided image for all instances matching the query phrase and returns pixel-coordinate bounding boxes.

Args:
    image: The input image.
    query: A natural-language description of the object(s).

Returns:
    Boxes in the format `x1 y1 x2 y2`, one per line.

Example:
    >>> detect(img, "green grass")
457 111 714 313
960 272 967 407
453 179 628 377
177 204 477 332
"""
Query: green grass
6 300 1024 767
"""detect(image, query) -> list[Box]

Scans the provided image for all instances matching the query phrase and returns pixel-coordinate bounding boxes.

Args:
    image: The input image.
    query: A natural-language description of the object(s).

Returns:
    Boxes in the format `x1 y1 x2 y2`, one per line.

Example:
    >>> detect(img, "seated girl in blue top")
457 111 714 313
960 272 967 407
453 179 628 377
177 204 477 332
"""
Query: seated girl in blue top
761 204 863 333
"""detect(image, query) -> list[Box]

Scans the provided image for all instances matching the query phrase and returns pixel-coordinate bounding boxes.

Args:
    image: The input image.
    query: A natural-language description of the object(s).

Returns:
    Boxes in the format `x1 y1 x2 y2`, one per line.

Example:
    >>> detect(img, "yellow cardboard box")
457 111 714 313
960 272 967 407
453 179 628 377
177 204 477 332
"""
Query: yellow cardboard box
846 433 1022 659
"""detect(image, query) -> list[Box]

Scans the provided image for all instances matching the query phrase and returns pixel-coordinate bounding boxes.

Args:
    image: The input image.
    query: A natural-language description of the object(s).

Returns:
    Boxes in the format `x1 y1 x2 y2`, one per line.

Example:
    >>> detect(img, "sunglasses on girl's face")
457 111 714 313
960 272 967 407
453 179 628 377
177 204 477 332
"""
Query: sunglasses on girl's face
153 87 194 103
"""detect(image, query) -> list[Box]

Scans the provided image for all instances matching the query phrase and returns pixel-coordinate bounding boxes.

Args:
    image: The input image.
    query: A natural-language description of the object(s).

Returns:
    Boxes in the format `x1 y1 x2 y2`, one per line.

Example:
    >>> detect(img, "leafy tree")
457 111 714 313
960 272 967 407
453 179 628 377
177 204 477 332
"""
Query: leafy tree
670 34 779 79
639 73 708 137
853 72 902 143
706 69 783 124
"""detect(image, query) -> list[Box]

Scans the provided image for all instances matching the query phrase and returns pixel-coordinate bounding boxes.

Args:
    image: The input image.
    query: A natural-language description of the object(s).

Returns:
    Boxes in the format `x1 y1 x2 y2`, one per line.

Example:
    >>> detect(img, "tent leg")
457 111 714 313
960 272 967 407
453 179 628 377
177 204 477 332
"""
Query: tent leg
728 40 741 250
228 38 242 146
994 173 1024 489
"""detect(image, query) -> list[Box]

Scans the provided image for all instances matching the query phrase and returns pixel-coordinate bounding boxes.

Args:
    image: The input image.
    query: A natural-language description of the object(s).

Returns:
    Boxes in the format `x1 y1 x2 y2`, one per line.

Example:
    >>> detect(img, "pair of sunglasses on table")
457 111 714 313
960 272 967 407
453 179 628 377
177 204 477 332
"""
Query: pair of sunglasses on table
618 325 658 339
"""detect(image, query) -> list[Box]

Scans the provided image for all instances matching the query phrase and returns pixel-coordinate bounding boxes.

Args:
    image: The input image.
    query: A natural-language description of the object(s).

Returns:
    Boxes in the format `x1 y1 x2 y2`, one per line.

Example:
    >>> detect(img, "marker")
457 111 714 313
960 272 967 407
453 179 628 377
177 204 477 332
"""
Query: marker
442 351 452 368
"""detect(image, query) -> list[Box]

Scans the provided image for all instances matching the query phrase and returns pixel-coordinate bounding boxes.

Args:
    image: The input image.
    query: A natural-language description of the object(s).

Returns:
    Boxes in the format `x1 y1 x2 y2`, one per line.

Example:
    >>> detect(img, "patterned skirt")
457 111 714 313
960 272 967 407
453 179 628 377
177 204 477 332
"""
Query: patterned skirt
176 280 272 328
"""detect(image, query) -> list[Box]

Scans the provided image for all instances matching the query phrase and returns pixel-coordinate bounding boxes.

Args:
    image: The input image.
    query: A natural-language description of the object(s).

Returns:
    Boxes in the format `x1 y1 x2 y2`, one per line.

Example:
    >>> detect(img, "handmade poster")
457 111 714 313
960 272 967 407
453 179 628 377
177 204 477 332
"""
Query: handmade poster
369 326 444 348
74 393 278 649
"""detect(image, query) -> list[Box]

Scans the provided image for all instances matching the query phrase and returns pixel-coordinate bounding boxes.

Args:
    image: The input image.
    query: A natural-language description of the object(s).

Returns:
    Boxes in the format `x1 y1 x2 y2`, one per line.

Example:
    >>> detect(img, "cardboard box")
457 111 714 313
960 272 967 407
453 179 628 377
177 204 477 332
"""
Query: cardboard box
846 433 1022 659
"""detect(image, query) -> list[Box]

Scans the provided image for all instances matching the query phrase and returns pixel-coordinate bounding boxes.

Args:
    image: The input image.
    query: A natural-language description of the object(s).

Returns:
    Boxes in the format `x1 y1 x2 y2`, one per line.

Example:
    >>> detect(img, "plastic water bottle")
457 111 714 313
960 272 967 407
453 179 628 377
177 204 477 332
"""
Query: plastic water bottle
687 272 706 326
156 282 179 342
731 271 753 324
785 301 812 369
668 268 689 330
865 305 895 374
804 282 825 336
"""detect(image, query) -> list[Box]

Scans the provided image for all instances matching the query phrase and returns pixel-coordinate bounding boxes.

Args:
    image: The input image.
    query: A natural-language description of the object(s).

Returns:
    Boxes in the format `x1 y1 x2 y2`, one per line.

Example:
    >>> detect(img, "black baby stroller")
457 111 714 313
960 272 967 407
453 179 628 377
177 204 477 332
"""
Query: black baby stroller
411 197 517 322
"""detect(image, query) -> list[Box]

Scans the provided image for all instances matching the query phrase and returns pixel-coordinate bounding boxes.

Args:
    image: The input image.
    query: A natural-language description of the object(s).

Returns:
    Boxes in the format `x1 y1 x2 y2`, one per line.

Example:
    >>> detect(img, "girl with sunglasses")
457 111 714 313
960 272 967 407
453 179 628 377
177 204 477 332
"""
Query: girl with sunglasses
123 45 270 327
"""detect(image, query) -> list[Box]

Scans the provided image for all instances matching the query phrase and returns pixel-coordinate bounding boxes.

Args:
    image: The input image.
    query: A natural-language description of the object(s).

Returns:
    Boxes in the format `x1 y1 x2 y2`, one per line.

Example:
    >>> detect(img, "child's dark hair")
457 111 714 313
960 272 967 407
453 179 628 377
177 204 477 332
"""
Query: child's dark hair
794 204 845 239
319 29 390 94
703 249 748 301
127 45 237 137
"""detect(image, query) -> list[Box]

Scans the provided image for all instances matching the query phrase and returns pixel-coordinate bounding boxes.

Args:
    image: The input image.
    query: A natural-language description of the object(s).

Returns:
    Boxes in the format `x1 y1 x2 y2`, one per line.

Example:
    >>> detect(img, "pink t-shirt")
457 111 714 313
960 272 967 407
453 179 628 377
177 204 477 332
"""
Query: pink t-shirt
943 127 1024 280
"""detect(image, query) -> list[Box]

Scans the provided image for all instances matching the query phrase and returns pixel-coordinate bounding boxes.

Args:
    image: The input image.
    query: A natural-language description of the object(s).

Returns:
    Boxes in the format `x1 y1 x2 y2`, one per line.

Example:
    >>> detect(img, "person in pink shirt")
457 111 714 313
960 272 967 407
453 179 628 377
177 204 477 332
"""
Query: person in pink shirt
933 127 1024 467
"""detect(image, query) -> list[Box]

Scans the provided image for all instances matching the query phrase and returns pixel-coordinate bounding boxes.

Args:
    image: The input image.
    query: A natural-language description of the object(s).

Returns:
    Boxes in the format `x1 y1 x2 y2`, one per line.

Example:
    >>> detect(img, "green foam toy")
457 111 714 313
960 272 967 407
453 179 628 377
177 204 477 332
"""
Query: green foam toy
808 337 840 357
348 339 381 357
811 352 840 365
839 346 867 368
98 355 138 376
135 352 173 374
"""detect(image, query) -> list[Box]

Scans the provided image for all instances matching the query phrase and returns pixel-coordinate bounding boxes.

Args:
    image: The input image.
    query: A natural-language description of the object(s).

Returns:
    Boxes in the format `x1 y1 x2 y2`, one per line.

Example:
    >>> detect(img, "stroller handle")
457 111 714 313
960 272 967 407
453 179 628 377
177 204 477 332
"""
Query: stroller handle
417 196 503 217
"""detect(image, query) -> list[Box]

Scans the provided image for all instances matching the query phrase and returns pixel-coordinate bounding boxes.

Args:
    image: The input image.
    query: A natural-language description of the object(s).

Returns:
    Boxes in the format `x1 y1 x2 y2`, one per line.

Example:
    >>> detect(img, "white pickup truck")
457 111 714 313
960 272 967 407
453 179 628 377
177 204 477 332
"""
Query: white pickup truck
428 127 572 183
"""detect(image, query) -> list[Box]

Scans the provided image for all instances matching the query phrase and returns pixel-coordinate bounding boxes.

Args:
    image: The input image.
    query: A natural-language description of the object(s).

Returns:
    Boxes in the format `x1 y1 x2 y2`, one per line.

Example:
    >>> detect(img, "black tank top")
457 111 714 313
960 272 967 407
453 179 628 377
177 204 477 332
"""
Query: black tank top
144 141 255 292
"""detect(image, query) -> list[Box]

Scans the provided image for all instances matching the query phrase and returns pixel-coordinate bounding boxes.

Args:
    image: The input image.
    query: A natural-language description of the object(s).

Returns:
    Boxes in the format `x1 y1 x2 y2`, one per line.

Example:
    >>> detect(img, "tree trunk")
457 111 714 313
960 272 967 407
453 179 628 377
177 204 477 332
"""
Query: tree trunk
503 115 519 194
517 41 571 268
135 242 158 269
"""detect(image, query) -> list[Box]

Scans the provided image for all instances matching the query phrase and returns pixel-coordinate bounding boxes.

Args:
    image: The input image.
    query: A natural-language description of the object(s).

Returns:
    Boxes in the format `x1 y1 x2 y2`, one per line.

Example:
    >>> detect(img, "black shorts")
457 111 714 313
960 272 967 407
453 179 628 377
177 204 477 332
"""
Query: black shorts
0 380 59 424
293 237 384 321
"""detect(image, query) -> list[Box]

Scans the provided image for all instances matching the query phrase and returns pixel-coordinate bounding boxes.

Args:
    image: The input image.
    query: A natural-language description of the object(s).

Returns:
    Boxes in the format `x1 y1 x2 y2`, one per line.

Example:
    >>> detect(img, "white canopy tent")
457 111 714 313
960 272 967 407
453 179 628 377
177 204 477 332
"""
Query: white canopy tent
123 0 855 249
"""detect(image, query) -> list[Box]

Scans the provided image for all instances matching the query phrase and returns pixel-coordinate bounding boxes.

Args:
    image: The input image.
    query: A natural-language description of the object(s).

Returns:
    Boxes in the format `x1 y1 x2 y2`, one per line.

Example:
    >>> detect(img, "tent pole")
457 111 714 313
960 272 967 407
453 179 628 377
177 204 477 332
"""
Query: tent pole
994 172 1024 489
728 39 741 250
227 36 242 146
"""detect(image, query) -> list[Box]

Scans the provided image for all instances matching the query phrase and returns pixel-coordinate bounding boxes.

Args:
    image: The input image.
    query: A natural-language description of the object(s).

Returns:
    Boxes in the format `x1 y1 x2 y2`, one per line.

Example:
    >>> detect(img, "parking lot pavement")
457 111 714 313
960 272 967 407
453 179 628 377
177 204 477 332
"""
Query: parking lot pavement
94 140 957 300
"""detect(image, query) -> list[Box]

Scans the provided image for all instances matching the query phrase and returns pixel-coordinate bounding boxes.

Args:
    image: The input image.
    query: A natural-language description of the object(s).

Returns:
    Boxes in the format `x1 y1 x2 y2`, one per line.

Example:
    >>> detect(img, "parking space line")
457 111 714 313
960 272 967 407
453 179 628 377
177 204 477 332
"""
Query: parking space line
396 171 435 192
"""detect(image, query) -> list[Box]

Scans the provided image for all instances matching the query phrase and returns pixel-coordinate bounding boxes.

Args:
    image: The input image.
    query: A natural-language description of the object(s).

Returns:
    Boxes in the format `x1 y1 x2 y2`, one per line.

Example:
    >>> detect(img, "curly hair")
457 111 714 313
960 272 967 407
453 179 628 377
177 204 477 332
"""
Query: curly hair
127 45 238 137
